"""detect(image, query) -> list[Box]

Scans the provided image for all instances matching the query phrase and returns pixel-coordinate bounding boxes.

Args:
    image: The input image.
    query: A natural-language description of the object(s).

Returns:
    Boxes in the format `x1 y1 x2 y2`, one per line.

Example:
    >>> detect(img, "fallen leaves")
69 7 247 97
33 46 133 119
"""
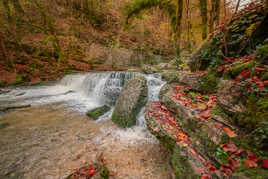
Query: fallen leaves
223 128 238 138
221 142 238 153
220 142 260 176
261 160 268 169
147 102 189 144
72 165 98 178
245 159 258 168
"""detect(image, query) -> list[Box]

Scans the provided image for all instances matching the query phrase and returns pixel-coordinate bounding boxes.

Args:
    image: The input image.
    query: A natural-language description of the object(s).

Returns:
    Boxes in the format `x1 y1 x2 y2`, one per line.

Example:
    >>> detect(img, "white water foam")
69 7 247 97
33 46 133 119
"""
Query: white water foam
0 72 165 144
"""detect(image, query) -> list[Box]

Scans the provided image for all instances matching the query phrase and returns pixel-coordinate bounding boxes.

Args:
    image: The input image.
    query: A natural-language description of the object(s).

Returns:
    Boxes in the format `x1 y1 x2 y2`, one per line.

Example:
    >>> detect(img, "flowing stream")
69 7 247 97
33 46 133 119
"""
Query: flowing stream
0 72 173 179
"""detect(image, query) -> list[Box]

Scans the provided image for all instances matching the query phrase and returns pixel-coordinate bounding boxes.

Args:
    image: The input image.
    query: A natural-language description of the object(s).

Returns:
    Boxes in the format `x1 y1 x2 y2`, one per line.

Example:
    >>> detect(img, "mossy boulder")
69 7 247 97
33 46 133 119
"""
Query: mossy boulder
231 61 256 77
111 76 148 128
141 64 158 74
86 105 110 120
217 80 246 115
162 71 218 93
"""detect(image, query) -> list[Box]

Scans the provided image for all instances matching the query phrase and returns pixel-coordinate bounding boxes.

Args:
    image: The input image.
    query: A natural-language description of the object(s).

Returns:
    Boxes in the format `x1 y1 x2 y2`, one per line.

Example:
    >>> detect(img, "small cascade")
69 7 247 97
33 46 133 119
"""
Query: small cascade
0 71 165 122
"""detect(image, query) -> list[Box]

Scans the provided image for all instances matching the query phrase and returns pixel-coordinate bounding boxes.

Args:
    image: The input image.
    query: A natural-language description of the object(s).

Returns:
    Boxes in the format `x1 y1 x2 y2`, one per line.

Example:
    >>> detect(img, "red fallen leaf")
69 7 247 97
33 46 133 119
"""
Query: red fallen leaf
229 158 241 172
198 155 206 165
241 70 251 79
223 128 238 138
221 142 238 153
189 148 196 155
245 159 258 168
209 166 217 173
261 160 268 168
110 172 115 176
215 122 223 129
205 162 211 167
201 174 212 179
247 150 258 162
235 148 246 156
199 111 211 119
220 165 232 177
197 167 203 174
264 80 268 86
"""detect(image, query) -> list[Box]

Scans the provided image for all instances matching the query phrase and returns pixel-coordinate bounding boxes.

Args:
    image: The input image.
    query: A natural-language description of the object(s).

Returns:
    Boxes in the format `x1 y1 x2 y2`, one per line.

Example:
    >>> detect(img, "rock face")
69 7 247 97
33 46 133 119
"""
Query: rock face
112 76 148 127
176 71 202 91
217 80 246 114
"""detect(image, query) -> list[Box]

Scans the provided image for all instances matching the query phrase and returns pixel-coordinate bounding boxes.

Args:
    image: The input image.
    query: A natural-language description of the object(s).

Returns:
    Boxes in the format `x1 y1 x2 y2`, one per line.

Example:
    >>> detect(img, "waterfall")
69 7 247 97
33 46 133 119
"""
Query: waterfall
0 72 165 124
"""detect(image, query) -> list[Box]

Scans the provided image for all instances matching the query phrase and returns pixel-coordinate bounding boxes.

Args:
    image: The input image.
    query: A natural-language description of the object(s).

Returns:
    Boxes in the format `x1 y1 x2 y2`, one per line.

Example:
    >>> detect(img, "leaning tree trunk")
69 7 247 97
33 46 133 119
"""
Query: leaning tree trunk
200 0 208 40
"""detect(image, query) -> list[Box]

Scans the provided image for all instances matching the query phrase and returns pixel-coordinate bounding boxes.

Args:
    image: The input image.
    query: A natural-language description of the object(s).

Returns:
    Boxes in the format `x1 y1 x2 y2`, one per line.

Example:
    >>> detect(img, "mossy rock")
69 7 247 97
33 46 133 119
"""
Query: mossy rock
231 61 256 77
199 73 219 94
86 105 110 120
112 76 148 128
162 71 180 83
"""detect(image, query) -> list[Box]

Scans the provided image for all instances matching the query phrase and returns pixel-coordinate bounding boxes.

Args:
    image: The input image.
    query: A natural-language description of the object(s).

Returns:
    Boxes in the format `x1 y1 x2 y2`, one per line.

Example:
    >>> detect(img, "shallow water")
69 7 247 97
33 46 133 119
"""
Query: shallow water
0 72 172 178
0 105 172 179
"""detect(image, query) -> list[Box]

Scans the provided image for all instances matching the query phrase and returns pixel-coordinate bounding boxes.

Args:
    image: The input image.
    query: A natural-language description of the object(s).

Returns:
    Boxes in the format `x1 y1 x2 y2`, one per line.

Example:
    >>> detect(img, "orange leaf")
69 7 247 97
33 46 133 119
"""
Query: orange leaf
189 148 196 155
110 172 115 176
197 167 202 174
223 128 237 138
201 174 211 179
245 160 257 168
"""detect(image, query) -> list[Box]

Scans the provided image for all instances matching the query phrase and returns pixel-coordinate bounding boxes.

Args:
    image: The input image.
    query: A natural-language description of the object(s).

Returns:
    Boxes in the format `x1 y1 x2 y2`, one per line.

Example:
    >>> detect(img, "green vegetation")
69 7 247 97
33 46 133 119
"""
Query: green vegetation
86 105 110 120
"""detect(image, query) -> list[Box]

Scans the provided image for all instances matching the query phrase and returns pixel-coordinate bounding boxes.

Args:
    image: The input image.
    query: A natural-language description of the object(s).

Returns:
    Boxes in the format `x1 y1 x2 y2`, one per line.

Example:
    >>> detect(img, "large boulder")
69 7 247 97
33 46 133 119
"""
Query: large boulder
162 71 218 93
217 80 246 115
111 76 148 127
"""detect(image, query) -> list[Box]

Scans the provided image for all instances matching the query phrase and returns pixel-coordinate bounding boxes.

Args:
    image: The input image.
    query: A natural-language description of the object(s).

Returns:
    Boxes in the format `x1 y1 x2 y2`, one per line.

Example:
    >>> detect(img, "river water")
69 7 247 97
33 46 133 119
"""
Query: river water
0 72 173 179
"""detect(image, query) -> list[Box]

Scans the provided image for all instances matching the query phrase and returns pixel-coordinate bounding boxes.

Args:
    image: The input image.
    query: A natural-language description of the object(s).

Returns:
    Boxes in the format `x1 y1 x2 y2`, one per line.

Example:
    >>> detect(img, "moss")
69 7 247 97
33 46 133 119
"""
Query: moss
162 72 179 83
234 96 268 130
188 92 198 99
211 106 230 120
260 72 268 81
254 43 268 62
199 73 218 94
86 105 110 120
231 60 256 77
171 145 199 179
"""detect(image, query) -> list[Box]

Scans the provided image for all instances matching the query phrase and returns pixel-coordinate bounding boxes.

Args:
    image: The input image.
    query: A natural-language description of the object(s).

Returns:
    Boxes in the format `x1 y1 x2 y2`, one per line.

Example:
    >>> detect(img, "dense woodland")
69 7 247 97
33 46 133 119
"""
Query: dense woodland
0 0 247 86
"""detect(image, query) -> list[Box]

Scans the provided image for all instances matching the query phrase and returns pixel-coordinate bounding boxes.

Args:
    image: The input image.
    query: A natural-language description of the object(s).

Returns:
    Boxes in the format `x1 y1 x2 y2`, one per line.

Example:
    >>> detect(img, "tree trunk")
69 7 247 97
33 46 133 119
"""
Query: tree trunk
209 0 220 33
200 0 208 40
175 0 183 57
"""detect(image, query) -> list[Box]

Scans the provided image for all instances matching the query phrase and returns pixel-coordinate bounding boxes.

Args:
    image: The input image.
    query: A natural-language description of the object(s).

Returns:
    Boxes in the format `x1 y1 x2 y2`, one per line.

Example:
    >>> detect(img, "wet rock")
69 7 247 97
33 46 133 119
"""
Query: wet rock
141 64 158 74
112 76 148 127
217 80 246 115
86 105 111 120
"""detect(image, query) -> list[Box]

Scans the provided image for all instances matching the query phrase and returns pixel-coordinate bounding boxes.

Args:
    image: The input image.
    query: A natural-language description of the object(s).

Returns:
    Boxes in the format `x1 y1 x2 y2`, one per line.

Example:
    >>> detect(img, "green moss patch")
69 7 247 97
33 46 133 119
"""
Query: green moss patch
86 105 110 120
